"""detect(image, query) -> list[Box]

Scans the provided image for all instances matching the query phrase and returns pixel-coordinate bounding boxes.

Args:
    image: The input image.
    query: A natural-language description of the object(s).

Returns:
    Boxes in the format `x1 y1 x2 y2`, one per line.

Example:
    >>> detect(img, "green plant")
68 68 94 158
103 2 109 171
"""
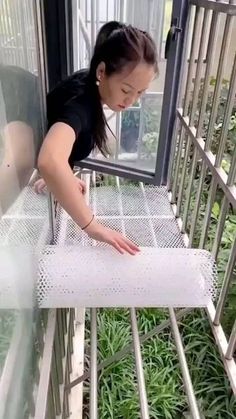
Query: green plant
194 77 236 169
141 132 159 158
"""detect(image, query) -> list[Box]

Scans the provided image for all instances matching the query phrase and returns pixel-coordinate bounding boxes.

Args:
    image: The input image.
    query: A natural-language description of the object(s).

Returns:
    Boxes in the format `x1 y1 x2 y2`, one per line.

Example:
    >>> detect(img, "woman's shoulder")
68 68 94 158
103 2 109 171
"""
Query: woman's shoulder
47 68 89 106
47 69 94 132
61 68 89 91
46 69 92 121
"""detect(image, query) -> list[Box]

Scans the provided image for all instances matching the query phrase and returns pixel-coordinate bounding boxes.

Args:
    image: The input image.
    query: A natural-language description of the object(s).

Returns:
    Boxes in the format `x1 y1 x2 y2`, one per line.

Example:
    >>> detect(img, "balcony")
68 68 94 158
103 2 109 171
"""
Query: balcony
0 0 236 418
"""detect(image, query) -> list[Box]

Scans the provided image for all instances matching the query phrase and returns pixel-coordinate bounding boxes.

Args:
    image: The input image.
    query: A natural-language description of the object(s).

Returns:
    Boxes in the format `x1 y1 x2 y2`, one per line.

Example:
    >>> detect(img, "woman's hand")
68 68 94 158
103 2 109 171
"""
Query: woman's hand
34 177 86 195
85 220 140 255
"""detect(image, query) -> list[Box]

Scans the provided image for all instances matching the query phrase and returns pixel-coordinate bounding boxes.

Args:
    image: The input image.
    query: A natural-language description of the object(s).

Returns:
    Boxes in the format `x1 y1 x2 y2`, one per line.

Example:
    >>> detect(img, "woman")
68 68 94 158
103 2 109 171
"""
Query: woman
37 21 158 255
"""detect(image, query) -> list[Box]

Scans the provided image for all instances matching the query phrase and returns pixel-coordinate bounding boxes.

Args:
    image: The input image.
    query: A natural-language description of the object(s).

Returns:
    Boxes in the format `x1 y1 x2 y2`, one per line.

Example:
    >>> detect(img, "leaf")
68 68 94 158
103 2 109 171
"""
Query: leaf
212 202 220 218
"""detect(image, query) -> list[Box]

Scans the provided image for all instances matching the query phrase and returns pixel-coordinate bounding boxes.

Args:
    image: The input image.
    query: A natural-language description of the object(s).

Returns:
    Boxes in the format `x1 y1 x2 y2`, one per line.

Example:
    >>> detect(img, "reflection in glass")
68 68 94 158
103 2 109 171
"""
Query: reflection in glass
0 1 48 418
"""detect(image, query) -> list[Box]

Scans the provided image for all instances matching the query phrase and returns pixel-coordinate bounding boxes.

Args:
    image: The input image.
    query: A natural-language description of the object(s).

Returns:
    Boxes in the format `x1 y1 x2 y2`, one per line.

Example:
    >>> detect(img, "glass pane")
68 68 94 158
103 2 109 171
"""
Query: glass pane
73 0 173 173
0 1 48 417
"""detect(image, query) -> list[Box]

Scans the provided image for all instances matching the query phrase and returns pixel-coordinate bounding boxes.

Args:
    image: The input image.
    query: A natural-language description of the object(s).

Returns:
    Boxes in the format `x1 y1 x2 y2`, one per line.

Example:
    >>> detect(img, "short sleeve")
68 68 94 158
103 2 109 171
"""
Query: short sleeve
47 98 87 138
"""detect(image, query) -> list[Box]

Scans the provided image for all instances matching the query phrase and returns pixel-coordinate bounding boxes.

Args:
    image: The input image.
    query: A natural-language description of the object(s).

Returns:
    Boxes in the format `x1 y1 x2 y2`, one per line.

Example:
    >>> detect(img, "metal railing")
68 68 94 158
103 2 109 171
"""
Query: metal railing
33 309 75 419
1 0 236 418
169 0 236 393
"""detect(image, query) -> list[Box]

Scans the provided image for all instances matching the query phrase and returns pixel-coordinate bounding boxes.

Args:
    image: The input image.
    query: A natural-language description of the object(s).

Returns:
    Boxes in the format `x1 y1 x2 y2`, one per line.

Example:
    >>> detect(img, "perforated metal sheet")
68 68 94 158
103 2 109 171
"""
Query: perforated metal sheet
55 185 185 248
37 247 217 308
0 246 217 308
0 184 218 308
0 186 50 246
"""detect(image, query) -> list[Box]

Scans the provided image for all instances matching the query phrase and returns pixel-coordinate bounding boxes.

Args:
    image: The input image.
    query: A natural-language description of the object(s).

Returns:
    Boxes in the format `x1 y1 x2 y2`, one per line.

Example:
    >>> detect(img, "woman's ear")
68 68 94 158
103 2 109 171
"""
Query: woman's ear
96 62 106 81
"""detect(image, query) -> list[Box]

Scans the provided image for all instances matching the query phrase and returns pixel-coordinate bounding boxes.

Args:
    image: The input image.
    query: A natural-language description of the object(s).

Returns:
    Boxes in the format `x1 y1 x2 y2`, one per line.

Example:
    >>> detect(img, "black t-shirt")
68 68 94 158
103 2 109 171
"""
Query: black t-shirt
47 69 95 168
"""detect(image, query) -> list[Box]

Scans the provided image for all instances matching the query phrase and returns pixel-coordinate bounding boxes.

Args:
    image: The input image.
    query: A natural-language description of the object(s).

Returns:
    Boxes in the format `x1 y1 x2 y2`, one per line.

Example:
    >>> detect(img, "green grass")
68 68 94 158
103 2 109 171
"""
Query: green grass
83 308 236 418
0 310 17 373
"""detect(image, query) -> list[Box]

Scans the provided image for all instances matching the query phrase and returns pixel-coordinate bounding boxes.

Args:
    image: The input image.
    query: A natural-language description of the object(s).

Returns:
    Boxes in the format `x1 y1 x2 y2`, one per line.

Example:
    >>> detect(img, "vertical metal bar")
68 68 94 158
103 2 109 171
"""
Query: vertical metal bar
188 8 220 243
140 184 200 415
89 308 98 419
131 0 135 25
54 318 64 383
96 0 99 35
89 172 97 418
120 0 126 22
154 0 189 185
211 196 229 259
167 118 179 192
137 97 145 162
91 0 96 49
147 0 154 33
181 8 212 231
226 320 236 360
196 10 220 139
199 178 218 248
183 6 203 118
58 309 66 357
172 6 204 201
114 0 118 20
176 7 206 216
106 0 109 21
116 178 150 416
78 9 92 59
24 0 33 71
67 310 73 374
130 308 150 419
214 237 236 325
115 111 122 161
189 8 212 126
63 377 70 417
18 0 29 69
47 378 56 419
63 308 68 333
51 347 62 415
227 143 236 186
189 163 207 245
2 0 12 64
215 53 236 167
34 310 57 419
7 0 21 66
205 6 235 151
169 308 202 419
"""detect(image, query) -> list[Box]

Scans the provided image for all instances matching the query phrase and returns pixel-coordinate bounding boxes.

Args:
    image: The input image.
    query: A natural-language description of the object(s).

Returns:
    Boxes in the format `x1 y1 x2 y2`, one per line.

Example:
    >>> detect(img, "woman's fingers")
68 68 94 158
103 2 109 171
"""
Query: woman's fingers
34 179 47 194
116 238 137 255
123 237 140 252
110 232 139 255
111 240 125 255
85 222 140 255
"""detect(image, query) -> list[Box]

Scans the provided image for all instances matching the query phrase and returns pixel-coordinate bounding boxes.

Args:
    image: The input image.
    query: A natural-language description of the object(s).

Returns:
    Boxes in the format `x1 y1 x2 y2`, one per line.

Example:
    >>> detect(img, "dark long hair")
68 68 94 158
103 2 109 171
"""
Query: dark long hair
87 21 158 156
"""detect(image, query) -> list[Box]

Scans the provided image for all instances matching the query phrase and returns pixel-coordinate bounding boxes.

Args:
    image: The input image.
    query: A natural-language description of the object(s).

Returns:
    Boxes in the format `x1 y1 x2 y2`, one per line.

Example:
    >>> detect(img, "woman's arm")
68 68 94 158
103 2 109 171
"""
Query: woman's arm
38 122 93 227
38 122 139 255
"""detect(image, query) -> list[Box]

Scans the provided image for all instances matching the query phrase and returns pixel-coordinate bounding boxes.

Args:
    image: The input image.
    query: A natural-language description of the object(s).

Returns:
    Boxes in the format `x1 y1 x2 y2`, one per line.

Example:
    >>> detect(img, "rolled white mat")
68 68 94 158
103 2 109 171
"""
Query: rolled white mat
0 246 217 308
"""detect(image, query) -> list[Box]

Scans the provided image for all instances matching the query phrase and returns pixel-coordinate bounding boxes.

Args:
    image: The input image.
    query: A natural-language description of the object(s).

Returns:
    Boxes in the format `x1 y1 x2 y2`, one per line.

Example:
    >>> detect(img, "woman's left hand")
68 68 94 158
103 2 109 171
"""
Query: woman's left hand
34 177 86 195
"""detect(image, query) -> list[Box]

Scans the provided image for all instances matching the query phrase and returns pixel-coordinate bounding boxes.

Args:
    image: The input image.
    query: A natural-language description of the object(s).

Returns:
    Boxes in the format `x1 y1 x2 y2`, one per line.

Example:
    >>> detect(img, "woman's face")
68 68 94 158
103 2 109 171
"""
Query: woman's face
97 62 155 112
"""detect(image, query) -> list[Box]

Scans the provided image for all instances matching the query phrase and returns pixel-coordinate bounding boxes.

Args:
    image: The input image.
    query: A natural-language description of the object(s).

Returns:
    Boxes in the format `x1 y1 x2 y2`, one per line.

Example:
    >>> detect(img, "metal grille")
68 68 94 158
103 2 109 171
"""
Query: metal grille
56 185 184 247
0 186 50 247
168 0 236 400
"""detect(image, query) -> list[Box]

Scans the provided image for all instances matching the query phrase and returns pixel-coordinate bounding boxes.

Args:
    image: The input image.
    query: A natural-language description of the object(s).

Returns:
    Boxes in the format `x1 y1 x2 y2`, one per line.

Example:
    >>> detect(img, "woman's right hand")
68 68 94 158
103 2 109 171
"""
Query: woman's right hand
85 220 140 255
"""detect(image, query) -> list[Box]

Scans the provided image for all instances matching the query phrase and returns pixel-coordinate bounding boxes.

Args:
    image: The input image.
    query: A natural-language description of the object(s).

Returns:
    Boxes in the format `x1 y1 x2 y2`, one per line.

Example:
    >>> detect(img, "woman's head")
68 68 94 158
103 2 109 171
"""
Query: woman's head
87 21 158 155
90 21 158 111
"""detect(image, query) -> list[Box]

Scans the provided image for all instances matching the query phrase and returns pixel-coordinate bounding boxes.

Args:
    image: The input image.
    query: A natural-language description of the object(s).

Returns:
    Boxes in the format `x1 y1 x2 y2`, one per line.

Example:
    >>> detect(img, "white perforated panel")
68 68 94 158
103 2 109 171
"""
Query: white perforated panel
0 184 218 308
0 186 50 247
55 185 185 248
37 247 217 308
